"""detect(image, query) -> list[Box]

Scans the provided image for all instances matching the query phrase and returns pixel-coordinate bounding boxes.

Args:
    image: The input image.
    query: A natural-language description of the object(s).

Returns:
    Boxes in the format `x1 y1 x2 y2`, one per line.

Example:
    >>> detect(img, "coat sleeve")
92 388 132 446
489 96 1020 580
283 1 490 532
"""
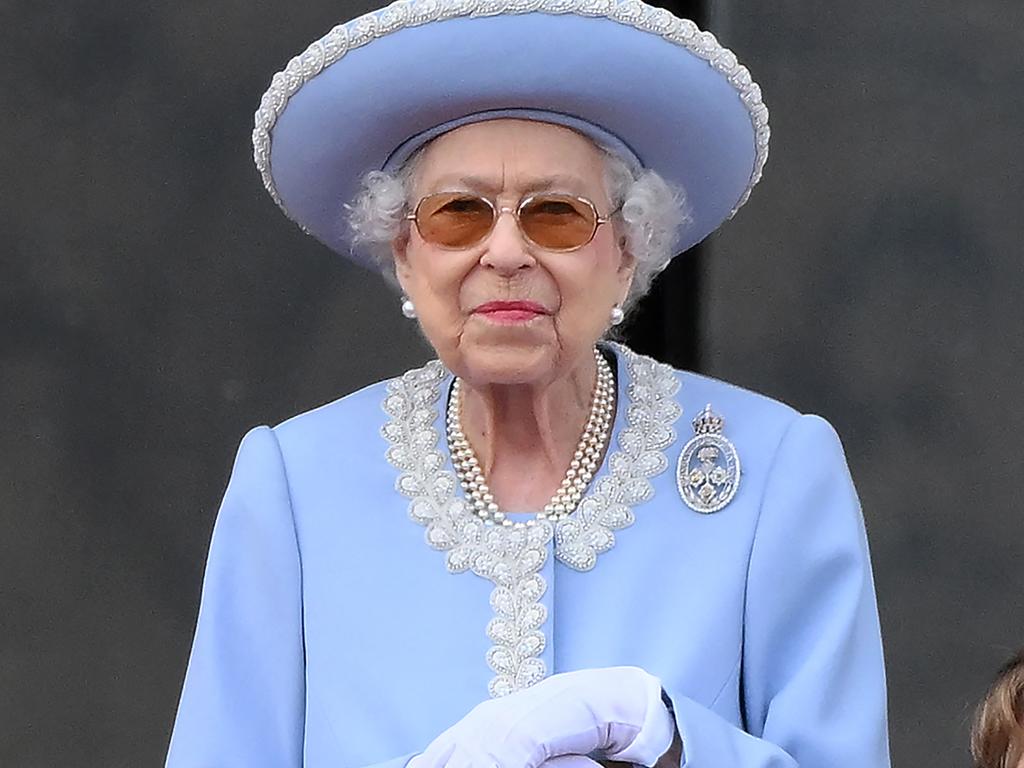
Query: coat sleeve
661 414 891 768
165 426 417 768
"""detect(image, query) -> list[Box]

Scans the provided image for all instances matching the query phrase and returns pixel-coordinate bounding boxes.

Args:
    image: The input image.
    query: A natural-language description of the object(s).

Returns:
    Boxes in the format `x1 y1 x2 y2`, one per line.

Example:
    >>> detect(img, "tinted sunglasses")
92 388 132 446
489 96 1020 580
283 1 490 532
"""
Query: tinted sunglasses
406 192 612 252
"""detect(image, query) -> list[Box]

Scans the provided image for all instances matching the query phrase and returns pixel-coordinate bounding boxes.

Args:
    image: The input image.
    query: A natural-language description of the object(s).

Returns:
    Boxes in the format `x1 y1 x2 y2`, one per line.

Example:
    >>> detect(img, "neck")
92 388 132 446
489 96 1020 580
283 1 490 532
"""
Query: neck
456 349 602 512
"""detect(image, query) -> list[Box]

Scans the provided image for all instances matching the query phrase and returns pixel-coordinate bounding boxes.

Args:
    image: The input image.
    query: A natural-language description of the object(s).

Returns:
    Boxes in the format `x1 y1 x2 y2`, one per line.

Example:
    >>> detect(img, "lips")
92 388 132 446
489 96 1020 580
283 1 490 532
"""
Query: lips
472 300 550 323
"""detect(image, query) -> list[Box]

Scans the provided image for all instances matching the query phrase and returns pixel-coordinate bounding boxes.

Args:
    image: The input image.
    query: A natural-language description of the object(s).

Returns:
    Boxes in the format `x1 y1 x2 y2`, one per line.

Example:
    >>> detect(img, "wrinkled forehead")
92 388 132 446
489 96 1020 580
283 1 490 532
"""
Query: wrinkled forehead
411 119 612 200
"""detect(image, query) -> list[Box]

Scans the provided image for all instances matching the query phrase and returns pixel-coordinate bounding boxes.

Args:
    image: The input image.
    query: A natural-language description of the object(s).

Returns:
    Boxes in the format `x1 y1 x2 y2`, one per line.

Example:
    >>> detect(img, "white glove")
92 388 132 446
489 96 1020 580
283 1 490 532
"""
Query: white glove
542 756 605 768
409 667 676 768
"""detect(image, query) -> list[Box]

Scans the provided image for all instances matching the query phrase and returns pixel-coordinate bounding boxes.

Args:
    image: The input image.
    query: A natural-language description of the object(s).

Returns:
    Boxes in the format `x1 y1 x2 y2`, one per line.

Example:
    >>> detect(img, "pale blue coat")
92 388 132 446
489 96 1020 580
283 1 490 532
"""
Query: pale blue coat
166 345 890 767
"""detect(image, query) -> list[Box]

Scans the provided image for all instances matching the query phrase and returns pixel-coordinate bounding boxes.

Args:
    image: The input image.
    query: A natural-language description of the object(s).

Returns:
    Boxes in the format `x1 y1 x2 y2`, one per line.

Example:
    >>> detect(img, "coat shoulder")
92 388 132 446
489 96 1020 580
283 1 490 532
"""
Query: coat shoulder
657 363 808 495
672 367 801 430
269 368 423 460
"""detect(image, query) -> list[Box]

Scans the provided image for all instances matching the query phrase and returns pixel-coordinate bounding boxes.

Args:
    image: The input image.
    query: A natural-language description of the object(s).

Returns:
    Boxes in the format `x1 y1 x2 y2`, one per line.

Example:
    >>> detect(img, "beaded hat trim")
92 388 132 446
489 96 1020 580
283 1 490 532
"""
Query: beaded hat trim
252 0 770 223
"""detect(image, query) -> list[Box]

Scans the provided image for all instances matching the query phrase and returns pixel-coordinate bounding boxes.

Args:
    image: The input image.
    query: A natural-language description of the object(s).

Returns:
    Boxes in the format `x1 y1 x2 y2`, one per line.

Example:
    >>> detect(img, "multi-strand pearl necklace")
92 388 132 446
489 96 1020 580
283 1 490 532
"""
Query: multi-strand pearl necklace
446 348 616 528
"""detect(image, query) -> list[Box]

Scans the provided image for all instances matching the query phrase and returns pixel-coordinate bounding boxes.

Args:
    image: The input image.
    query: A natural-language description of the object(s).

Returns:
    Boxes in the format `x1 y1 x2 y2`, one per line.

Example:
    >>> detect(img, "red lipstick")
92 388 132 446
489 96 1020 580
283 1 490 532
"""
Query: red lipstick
472 300 550 324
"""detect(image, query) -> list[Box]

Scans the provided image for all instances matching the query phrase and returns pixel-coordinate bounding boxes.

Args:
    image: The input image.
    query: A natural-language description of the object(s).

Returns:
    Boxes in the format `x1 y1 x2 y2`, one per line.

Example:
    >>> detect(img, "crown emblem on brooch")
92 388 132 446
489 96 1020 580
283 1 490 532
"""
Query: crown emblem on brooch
692 404 725 434
676 404 741 514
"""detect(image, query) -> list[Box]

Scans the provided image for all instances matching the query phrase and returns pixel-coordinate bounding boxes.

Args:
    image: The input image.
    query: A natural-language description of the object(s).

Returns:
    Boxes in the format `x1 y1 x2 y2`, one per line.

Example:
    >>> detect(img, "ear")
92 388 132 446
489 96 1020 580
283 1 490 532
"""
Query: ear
391 231 413 293
616 236 637 299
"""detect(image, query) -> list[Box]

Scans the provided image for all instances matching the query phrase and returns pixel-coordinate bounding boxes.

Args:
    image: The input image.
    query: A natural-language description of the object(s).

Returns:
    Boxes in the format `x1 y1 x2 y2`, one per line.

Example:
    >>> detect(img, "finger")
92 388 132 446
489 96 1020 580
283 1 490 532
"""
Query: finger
447 743 506 768
411 740 457 768
540 756 603 768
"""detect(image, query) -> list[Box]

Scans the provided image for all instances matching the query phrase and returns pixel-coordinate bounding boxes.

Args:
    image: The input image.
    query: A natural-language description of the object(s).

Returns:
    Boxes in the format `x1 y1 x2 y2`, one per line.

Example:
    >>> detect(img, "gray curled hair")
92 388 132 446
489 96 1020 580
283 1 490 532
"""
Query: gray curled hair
347 143 690 311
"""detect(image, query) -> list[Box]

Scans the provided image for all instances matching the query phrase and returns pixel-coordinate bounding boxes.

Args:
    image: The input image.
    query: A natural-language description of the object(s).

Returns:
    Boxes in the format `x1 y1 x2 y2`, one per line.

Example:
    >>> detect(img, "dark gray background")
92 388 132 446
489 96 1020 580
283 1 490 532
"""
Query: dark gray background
2 0 1021 765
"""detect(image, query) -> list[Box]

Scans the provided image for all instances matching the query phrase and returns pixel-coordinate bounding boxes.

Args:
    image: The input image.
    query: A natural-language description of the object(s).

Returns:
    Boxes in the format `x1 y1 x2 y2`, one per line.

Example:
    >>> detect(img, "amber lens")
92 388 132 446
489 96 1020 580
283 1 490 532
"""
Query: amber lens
415 193 495 248
519 194 598 251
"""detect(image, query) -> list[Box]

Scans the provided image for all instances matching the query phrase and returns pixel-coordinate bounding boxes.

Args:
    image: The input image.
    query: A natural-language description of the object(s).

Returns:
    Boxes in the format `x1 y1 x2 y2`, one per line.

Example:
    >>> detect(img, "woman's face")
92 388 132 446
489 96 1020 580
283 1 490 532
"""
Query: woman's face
393 119 635 387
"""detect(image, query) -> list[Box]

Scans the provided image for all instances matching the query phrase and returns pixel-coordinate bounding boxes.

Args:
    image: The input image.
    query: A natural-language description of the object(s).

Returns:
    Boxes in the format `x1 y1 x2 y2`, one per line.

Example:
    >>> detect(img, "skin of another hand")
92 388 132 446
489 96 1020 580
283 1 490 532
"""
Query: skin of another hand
598 725 682 768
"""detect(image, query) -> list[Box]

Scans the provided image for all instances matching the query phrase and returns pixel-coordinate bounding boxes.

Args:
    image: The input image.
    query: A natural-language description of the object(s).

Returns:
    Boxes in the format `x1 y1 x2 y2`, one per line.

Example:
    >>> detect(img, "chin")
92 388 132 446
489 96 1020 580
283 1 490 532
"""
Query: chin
454 343 561 387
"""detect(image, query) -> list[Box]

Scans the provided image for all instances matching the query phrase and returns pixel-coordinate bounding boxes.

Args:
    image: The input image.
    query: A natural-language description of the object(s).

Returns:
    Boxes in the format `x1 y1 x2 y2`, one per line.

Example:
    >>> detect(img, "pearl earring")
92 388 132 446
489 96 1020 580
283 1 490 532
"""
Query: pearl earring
610 305 625 326
401 297 417 319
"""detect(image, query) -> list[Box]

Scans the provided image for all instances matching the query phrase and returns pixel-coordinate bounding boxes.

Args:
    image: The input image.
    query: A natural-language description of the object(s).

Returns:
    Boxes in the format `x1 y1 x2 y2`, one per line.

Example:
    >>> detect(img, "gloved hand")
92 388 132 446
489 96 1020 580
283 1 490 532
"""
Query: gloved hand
543 755 605 768
409 667 676 768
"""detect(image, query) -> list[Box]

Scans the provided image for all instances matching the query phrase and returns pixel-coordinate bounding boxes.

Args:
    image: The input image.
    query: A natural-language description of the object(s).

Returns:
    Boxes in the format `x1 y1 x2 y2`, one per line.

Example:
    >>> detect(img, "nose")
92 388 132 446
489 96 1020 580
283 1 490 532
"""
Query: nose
479 209 536 275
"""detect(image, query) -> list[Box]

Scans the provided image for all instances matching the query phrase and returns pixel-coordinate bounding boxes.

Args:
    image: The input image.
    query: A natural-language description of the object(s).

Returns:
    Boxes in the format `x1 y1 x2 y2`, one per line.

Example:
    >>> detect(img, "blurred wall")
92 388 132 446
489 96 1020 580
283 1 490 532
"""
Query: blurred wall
705 2 1024 765
1 0 1021 765
3 1 430 764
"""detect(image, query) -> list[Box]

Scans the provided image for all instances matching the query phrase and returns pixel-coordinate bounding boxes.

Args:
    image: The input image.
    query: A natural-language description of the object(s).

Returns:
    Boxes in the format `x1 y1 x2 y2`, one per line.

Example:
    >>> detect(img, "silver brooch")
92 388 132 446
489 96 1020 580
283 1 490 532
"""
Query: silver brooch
676 404 741 514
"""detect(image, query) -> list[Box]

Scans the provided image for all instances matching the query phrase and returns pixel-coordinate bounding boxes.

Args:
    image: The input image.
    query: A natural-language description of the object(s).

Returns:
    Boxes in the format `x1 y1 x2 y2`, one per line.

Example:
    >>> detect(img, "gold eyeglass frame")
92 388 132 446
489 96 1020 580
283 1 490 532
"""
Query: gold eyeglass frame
405 192 612 252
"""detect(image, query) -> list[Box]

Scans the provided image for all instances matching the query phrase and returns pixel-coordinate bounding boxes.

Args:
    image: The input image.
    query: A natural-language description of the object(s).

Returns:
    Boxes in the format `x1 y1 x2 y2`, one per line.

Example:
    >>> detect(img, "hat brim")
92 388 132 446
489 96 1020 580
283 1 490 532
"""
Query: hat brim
254 0 769 267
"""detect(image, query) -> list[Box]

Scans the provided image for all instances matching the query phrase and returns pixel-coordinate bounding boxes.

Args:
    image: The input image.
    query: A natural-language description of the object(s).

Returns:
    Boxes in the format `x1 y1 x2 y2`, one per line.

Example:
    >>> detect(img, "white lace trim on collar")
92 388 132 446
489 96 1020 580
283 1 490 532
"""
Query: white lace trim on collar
381 343 681 696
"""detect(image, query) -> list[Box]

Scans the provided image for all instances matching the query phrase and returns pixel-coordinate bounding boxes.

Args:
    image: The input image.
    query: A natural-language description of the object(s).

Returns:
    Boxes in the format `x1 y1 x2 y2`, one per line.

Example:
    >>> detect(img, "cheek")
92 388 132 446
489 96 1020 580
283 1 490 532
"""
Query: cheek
402 246 477 337
550 242 625 313
404 243 469 301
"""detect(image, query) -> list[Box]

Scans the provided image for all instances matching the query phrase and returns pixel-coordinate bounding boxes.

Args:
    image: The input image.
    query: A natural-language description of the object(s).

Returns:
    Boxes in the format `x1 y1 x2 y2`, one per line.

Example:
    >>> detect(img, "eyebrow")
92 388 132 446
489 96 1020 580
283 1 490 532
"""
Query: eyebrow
425 174 591 196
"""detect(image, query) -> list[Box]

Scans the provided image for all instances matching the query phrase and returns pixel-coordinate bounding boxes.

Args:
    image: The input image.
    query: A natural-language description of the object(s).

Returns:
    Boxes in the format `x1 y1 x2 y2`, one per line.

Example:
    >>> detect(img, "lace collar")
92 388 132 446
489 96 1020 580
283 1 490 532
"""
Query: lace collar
381 342 681 696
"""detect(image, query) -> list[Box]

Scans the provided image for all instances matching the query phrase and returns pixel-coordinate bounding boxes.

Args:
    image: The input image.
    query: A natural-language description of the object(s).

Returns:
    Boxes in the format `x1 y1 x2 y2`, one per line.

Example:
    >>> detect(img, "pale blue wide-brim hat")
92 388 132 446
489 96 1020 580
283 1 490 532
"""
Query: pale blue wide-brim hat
253 0 769 268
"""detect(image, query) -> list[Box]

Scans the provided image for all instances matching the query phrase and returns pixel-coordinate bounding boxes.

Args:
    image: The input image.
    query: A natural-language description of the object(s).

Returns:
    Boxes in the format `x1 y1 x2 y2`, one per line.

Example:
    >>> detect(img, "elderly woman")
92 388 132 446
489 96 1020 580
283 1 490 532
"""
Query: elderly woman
167 1 890 767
